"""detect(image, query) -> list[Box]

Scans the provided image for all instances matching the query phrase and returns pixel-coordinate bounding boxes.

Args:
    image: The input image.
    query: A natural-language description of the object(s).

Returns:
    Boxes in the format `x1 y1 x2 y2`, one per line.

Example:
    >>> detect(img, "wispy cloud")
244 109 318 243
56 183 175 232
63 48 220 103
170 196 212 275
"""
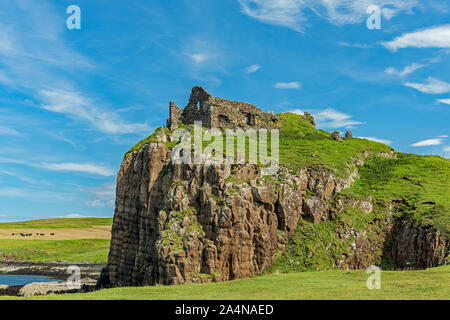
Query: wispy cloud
245 64 261 74
0 1 93 91
40 89 149 135
238 0 418 33
314 108 363 129
404 77 450 94
437 98 450 105
65 214 87 218
0 125 21 136
41 163 115 177
82 182 116 208
383 24 450 51
0 187 72 201
0 169 54 187
275 82 301 89
0 157 115 177
180 38 230 86
385 63 424 76
190 53 209 64
337 42 373 49
85 199 115 208
410 138 444 147
290 108 362 129
358 137 392 145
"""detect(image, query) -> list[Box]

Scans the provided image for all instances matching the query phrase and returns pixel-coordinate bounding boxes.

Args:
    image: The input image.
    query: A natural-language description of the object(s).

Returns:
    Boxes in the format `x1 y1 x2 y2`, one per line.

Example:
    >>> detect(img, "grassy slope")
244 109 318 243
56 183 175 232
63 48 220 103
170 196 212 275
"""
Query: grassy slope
346 153 450 236
275 114 449 272
5 266 448 300
0 218 113 229
0 239 110 262
278 113 392 177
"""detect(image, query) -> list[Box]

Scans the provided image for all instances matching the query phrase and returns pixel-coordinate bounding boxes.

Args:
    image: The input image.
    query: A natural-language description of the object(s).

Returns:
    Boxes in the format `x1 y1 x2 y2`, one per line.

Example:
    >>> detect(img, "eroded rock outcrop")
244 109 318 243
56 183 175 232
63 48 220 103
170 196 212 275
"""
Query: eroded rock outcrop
101 140 321 286
393 221 448 269
98 87 449 288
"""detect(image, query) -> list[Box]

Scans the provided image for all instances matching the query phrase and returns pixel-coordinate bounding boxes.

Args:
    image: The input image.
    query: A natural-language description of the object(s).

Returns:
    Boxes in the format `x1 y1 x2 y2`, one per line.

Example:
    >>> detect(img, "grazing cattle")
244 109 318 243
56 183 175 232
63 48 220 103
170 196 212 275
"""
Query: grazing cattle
40 234 44 236
11 233 14 235
50 233 55 235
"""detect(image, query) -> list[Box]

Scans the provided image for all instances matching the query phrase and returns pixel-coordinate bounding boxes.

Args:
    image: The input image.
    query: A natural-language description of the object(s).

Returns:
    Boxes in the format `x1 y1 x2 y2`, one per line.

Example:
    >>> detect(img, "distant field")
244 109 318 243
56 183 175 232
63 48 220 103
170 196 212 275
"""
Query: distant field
0 239 110 262
0 218 113 229
5 266 449 300
0 218 112 263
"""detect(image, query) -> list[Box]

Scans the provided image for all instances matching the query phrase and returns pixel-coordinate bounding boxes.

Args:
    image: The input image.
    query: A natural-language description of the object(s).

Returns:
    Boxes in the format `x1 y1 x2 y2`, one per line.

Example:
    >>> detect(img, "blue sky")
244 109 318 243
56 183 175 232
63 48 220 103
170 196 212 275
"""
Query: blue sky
0 0 449 222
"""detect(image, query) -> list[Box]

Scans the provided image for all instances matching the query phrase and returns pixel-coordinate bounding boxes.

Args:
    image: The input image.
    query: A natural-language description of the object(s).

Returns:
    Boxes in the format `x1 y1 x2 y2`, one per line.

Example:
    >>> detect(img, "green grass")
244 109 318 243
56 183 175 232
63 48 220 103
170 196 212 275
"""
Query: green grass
126 113 392 179
278 113 392 177
0 218 113 229
0 239 110 262
5 266 449 300
125 127 178 158
345 153 450 235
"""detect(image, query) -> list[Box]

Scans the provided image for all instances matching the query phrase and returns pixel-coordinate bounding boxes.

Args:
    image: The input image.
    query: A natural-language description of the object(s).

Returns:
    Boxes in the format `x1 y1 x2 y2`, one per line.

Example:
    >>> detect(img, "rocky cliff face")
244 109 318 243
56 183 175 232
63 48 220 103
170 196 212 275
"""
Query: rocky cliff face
99 139 448 287
98 89 449 288
100 138 343 286
99 129 371 287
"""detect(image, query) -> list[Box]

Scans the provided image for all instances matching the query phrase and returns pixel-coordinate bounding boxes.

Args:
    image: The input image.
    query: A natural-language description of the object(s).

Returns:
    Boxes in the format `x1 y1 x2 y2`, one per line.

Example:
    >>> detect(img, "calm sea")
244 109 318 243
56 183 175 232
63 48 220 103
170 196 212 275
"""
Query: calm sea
0 274 60 286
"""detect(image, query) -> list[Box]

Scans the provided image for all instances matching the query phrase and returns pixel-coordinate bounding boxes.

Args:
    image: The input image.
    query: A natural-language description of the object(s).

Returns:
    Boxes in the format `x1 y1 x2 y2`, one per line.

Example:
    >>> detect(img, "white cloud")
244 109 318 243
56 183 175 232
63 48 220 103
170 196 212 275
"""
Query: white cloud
245 64 261 73
444 146 450 152
40 89 149 135
410 138 443 147
83 182 116 208
314 108 362 129
275 82 301 89
238 0 418 32
385 63 424 76
190 53 209 64
290 108 362 129
337 42 373 49
0 125 21 136
358 136 392 145
85 199 115 208
41 163 115 177
0 187 71 201
289 108 304 115
437 98 450 105
437 135 448 138
65 214 87 218
383 24 450 51
404 77 450 94
88 183 116 200
0 157 115 177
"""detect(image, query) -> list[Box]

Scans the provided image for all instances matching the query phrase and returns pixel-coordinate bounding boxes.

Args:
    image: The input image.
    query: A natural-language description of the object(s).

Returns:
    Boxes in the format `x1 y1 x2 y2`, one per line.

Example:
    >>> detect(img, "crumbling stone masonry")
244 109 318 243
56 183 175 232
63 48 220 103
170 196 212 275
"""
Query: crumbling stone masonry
167 86 280 130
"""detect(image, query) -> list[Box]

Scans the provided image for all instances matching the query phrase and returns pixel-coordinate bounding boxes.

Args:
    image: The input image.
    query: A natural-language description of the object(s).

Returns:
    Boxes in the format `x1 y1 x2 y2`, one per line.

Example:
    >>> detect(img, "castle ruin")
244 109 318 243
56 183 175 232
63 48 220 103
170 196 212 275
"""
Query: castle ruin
167 86 280 130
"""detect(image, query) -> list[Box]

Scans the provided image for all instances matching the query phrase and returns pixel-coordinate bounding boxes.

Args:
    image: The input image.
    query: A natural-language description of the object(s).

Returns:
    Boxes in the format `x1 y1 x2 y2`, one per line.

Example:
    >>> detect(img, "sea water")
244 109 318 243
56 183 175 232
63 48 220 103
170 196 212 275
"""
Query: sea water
0 274 60 286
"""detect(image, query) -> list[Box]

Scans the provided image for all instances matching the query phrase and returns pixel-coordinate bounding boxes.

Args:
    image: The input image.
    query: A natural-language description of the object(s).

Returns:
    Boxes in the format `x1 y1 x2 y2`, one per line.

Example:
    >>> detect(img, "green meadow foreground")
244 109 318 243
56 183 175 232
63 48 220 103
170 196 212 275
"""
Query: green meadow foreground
2 266 448 300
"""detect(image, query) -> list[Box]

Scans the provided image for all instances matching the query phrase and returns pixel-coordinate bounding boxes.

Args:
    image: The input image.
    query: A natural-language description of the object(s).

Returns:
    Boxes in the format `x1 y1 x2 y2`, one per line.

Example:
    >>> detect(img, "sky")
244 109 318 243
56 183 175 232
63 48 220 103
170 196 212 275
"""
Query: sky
0 0 449 222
